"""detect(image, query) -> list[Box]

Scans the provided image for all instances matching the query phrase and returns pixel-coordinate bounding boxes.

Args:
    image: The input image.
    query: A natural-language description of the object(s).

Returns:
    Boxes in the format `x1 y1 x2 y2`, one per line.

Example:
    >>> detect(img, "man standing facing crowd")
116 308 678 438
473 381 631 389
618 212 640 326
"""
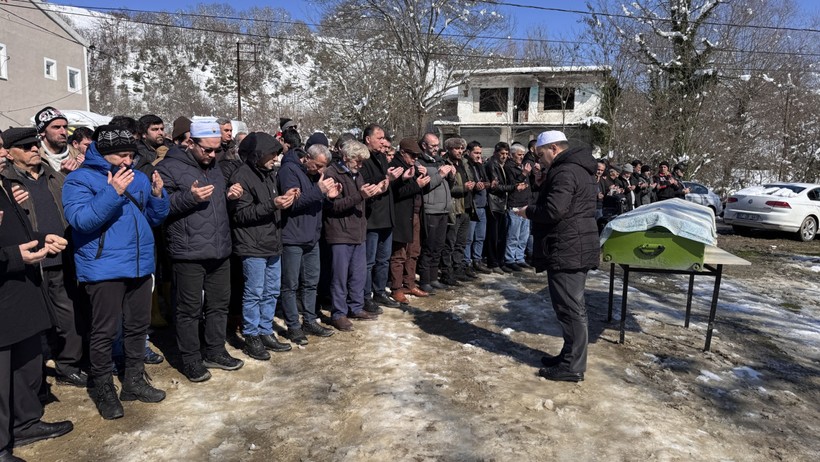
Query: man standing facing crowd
517 131 598 383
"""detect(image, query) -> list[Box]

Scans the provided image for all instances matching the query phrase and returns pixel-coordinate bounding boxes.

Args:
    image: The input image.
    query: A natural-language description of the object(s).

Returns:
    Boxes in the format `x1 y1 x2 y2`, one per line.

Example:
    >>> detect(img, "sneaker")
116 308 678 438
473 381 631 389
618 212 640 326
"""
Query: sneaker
144 346 164 365
242 336 271 361
364 299 384 314
373 293 400 308
203 352 244 371
260 333 293 352
286 328 309 346
56 369 88 388
302 321 335 338
183 361 212 383
91 375 124 420
120 370 166 403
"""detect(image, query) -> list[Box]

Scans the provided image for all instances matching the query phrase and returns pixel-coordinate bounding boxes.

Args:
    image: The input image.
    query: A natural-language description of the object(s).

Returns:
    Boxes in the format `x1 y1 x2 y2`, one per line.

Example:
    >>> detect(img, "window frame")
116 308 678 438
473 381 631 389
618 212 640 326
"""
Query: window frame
543 86 576 111
44 57 57 80
67 66 82 93
478 87 508 113
0 43 7 80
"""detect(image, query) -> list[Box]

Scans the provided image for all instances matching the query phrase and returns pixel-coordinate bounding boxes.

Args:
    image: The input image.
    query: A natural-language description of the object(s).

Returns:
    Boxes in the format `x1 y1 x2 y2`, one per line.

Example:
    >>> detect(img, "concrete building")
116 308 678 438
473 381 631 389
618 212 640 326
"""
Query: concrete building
0 0 90 127
433 66 611 151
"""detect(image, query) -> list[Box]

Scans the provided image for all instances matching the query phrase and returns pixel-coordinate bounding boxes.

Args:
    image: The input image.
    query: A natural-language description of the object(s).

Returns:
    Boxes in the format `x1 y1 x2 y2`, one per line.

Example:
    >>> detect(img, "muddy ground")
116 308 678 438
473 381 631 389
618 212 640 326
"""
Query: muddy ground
16 223 820 461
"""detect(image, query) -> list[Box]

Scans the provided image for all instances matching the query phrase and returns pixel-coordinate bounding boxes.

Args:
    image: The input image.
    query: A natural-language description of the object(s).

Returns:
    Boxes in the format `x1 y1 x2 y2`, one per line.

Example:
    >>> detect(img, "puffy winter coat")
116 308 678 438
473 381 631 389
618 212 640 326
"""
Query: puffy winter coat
229 162 283 257
155 146 232 260
62 142 169 282
526 145 599 272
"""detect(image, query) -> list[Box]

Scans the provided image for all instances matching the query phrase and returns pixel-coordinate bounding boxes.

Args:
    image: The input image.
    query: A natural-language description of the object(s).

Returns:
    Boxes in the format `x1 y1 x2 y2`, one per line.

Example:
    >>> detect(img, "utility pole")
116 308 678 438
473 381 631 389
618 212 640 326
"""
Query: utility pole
235 41 259 121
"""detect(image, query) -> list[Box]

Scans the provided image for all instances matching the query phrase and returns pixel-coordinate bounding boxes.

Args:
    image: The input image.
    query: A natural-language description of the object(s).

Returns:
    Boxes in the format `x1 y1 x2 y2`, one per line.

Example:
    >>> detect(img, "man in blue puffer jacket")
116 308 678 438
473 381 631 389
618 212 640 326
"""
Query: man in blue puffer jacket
62 125 170 420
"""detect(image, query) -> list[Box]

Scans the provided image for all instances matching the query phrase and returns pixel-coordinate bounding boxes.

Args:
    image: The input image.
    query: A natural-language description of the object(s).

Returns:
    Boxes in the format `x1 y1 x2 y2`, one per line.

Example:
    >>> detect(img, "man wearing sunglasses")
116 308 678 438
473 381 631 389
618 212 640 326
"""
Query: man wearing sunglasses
1 127 88 390
156 121 245 383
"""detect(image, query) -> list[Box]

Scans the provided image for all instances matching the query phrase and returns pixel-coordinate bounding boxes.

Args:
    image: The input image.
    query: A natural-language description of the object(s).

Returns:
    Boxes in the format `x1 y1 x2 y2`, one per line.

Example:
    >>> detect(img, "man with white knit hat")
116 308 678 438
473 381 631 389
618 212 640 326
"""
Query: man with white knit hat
156 120 245 382
515 130 599 383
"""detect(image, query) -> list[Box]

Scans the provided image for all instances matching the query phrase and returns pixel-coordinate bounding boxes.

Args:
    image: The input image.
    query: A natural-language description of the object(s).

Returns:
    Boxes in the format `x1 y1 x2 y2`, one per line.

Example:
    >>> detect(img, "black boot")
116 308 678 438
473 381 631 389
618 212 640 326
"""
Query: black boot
242 335 271 360
120 369 166 403
91 374 124 420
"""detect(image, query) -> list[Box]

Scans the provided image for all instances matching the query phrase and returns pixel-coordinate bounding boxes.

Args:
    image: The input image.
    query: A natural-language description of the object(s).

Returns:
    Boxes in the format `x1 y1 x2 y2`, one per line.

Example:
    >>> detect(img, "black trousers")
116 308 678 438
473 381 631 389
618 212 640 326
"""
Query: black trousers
441 212 470 280
85 276 152 378
485 210 508 268
417 213 448 285
173 258 230 365
0 334 45 451
547 269 590 373
43 267 84 375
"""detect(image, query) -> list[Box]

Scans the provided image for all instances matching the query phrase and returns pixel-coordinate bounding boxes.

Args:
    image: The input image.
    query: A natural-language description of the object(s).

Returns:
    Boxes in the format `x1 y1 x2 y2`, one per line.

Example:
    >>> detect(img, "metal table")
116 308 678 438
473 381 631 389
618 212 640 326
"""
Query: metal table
606 245 750 351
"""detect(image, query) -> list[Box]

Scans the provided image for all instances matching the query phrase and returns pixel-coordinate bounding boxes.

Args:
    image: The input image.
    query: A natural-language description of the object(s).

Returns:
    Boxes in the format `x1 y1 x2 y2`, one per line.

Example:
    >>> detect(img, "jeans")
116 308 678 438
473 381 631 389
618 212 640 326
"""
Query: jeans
173 258 231 365
365 228 392 299
505 210 531 264
281 244 320 331
241 256 281 336
465 207 487 264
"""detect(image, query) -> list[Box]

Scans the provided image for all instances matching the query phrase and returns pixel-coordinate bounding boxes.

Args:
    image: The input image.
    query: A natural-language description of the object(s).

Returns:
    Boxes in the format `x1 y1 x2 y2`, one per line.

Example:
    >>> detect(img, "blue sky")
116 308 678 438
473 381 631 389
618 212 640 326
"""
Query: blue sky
48 0 819 41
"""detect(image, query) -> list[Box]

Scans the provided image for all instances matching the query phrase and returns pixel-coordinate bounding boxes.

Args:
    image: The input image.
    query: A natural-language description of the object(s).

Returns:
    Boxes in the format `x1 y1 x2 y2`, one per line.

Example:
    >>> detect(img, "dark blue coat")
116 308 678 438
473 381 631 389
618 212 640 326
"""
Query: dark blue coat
276 150 325 246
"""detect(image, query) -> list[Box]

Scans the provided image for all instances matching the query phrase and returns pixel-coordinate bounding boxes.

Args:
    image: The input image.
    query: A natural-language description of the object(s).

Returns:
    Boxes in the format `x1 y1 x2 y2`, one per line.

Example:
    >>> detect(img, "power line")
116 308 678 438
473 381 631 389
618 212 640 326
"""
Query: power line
479 0 820 34
7 0 820 59
2 1 815 74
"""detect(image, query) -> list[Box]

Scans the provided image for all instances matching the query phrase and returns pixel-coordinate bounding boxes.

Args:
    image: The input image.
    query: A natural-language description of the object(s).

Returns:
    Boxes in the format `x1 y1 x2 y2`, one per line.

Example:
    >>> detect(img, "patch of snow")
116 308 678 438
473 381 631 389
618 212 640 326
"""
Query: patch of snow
696 370 723 382
732 366 762 381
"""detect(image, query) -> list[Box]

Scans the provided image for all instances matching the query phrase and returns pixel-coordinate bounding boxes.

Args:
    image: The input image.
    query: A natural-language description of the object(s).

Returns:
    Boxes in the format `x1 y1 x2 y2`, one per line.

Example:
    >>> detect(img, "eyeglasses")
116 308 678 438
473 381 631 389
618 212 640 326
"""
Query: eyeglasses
197 144 218 154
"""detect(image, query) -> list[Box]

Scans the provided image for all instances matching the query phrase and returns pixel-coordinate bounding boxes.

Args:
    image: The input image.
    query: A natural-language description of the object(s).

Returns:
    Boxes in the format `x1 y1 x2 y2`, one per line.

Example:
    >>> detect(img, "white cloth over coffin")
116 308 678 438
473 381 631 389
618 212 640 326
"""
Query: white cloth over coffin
600 198 717 247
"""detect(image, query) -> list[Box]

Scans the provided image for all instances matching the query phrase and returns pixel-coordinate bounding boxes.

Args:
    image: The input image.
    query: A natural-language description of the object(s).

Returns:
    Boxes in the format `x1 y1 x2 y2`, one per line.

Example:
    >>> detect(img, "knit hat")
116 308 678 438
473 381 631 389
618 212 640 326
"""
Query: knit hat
190 121 220 138
305 132 329 151
239 132 283 165
622 164 634 173
535 130 568 147
35 106 68 133
2 127 40 149
94 125 137 155
398 137 422 155
171 116 192 140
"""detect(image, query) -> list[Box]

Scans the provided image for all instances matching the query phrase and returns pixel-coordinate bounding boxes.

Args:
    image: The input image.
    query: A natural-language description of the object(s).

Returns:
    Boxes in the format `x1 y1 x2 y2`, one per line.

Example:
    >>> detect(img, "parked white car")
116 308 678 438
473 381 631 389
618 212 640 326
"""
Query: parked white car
723 183 820 241
683 181 723 217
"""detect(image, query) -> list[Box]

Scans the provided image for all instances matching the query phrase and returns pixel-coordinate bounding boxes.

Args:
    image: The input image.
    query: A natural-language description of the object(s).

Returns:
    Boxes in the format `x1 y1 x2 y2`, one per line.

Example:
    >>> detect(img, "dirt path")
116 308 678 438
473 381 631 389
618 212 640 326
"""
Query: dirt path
16 229 820 461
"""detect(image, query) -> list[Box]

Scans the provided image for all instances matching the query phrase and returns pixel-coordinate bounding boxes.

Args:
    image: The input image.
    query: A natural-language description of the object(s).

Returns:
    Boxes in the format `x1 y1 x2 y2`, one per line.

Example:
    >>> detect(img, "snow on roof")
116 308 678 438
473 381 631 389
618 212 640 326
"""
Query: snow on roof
453 66 611 76
33 0 91 47
44 3 114 32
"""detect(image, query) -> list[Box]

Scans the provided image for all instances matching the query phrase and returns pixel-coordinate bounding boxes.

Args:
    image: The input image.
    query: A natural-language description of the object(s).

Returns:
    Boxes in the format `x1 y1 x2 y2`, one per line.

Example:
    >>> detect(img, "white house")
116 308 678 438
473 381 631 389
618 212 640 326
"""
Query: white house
433 66 611 151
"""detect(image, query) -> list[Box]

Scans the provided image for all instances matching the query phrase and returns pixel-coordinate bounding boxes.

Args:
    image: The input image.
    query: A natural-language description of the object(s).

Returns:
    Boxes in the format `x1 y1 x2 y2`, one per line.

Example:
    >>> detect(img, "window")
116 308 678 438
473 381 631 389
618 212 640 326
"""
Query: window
543 86 575 110
0 43 7 80
67 67 81 93
807 188 820 201
478 88 508 112
44 58 57 80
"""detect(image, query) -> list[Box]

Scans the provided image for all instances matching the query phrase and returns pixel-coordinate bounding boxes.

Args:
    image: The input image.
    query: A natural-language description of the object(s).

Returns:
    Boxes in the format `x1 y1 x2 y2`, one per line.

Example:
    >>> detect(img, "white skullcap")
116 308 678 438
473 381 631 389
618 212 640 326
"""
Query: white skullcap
536 130 568 147
190 121 221 138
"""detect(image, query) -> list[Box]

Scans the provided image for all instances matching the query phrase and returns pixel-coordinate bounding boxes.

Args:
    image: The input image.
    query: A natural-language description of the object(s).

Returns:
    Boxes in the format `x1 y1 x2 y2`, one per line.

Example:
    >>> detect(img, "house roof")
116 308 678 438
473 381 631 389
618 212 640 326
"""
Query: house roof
31 0 91 49
453 66 611 76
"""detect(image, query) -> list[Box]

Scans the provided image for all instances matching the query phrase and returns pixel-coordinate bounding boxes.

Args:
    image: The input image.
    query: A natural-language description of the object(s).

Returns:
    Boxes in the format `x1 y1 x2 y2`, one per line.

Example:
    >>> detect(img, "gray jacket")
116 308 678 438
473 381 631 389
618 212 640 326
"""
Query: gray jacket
417 153 452 215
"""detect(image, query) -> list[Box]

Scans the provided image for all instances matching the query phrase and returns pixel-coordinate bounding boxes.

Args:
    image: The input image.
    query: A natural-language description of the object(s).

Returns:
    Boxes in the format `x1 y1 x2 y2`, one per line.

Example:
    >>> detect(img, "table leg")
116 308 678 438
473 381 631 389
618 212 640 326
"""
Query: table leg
684 273 695 328
619 265 630 344
704 265 723 351
608 263 615 322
